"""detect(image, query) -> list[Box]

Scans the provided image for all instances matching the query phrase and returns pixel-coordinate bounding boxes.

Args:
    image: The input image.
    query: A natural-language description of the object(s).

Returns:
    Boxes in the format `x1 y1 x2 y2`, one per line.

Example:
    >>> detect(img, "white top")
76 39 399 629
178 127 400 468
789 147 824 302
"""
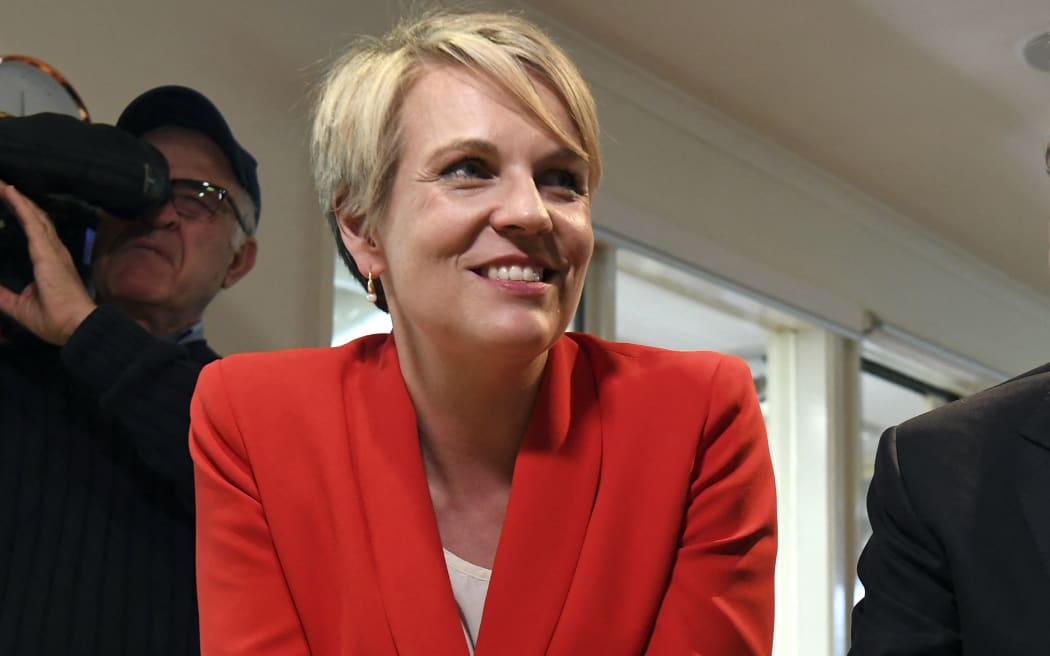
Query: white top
443 548 492 655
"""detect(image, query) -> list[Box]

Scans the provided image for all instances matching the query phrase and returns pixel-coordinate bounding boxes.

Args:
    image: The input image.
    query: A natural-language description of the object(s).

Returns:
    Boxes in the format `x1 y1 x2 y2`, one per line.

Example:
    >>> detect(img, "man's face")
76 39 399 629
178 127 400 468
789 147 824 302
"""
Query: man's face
91 127 255 335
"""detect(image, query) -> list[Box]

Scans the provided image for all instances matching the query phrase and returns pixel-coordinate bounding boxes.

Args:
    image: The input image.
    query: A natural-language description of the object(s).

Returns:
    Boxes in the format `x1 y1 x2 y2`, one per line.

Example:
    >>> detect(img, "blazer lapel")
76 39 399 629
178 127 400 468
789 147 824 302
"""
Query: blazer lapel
477 337 602 655
345 336 467 656
1015 385 1050 582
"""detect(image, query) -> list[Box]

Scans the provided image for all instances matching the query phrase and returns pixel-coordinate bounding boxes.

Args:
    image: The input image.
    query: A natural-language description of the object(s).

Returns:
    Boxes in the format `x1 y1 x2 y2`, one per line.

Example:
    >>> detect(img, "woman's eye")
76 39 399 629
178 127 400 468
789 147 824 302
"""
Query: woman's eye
440 158 492 180
536 169 584 195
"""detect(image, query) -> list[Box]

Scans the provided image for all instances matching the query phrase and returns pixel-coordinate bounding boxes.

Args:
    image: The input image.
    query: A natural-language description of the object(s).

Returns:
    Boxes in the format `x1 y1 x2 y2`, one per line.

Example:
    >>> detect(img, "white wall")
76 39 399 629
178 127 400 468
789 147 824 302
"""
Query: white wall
4 1 1047 375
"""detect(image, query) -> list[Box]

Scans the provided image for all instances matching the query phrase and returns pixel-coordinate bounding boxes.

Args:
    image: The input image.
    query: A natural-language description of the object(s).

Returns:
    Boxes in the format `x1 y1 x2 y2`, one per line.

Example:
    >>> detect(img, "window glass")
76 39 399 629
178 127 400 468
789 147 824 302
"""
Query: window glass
614 248 774 382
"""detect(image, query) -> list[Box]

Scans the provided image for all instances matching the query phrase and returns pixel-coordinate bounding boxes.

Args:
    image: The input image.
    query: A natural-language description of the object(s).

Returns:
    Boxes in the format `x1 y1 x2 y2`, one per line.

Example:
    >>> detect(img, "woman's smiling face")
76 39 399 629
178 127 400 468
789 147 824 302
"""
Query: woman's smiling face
346 64 593 358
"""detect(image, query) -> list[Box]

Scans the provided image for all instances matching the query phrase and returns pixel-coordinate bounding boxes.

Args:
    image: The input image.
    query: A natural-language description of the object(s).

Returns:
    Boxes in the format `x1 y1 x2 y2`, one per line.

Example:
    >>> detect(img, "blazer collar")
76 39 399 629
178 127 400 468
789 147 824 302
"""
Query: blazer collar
345 335 464 654
1014 375 1050 582
1018 379 1050 451
345 335 601 655
475 336 602 654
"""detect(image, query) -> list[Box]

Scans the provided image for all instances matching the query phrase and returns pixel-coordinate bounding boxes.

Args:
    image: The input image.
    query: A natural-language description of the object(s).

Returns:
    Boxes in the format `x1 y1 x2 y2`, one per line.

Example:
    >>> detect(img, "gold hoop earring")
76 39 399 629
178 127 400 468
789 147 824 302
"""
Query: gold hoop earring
365 271 378 303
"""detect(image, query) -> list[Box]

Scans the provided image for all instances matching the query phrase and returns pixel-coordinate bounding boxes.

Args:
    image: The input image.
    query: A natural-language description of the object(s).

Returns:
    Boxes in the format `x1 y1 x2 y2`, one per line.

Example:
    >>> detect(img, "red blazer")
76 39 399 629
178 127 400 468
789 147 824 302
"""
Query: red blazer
190 333 776 655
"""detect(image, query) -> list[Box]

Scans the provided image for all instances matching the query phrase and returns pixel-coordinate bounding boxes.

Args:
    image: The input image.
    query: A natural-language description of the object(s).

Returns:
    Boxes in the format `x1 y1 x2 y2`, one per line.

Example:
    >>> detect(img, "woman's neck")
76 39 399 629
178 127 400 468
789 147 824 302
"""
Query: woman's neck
393 331 558 568
396 333 550 484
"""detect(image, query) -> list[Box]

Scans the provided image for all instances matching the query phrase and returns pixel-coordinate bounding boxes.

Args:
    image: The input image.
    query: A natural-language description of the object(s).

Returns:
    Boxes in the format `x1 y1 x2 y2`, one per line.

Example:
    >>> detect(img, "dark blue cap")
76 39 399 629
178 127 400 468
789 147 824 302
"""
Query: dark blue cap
116 85 261 226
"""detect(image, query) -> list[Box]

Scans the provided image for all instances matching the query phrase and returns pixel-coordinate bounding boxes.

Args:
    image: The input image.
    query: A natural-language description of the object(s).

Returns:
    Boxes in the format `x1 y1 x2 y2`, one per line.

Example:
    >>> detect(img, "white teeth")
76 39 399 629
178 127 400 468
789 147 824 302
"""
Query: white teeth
485 265 544 282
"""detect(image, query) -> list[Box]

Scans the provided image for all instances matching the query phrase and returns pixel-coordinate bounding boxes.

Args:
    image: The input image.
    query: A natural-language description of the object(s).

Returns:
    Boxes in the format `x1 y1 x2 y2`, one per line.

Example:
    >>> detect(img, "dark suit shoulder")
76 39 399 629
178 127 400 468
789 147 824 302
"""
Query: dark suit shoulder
886 363 1050 549
896 363 1050 450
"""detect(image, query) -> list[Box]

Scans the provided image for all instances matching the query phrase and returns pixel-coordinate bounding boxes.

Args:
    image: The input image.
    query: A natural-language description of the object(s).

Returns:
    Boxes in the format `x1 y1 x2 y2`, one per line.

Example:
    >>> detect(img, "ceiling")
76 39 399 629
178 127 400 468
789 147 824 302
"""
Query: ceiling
4 0 1050 355
521 0 1050 296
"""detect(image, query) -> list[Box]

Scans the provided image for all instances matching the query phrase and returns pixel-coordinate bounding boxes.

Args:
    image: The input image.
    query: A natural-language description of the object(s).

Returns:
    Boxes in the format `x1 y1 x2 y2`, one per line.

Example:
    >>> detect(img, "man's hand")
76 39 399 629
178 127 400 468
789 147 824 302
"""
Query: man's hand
0 181 96 345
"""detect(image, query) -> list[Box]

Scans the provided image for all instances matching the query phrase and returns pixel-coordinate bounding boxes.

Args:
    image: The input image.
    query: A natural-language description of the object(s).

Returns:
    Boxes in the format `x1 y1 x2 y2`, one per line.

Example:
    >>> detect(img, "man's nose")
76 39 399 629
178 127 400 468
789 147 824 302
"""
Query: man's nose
145 201 179 230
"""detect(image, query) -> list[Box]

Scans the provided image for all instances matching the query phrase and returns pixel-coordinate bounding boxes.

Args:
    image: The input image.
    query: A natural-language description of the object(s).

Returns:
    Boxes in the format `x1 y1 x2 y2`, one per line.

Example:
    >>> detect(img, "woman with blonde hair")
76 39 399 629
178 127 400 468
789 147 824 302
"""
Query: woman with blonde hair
190 10 777 655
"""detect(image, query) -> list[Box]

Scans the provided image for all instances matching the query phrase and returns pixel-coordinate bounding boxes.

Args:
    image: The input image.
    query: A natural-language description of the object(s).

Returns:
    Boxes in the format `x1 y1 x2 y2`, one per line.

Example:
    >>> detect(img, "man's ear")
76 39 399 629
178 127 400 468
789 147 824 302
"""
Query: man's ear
221 237 258 289
337 211 386 276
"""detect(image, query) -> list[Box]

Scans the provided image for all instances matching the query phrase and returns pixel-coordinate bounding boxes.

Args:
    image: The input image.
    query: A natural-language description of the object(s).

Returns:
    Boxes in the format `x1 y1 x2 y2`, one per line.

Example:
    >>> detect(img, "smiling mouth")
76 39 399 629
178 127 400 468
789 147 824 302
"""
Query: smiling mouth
117 239 168 261
482 265 548 282
126 242 163 256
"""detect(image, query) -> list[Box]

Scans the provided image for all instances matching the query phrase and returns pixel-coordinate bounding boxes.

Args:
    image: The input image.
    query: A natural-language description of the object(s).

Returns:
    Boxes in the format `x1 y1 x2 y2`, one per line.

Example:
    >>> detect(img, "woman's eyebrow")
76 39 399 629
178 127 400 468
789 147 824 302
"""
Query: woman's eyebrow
426 141 585 165
427 138 499 162
540 147 587 166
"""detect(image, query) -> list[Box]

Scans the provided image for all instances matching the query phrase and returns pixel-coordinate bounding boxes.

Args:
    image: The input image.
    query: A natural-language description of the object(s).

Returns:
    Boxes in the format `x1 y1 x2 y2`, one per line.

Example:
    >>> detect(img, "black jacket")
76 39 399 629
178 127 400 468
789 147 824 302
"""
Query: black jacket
0 305 217 655
851 362 1050 654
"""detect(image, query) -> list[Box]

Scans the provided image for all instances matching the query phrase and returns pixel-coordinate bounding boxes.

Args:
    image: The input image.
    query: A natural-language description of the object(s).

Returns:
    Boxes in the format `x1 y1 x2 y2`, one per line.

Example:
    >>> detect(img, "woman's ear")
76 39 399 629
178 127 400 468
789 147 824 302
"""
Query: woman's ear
337 211 386 276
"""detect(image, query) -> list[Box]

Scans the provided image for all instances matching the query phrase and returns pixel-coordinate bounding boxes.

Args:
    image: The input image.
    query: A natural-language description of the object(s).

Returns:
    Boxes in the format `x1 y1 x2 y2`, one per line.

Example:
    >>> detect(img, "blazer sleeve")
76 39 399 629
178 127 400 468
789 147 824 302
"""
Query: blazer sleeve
849 427 959 655
189 360 312 656
645 355 777 655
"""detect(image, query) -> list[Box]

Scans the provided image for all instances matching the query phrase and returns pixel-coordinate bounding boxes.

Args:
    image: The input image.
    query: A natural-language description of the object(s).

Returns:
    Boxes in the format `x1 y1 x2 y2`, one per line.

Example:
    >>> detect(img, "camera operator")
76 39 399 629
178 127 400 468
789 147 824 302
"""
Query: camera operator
0 86 259 655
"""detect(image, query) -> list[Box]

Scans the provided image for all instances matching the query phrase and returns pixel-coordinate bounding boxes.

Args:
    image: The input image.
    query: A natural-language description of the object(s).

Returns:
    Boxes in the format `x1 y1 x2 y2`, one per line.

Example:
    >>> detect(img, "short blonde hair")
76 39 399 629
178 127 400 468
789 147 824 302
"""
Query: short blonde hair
310 10 602 310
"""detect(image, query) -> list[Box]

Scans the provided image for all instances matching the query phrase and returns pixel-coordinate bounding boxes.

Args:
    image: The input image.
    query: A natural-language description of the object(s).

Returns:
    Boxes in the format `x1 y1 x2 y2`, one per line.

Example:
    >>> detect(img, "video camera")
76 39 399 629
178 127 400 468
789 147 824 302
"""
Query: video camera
0 112 171 294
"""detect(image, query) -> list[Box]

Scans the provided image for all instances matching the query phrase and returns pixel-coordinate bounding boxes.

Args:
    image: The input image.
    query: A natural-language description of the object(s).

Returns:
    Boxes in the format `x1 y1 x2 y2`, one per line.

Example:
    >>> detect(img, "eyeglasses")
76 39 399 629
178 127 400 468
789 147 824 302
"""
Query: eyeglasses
167 179 250 235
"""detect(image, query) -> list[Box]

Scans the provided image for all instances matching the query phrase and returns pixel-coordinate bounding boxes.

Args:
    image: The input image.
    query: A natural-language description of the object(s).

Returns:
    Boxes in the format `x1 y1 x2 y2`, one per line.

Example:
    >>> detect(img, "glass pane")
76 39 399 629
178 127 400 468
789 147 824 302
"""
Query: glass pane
614 249 772 376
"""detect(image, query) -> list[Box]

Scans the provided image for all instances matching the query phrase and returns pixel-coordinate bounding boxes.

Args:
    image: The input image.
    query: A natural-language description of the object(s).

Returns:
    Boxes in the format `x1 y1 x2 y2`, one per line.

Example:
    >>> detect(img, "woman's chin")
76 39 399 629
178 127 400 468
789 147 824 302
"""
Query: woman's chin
459 316 564 358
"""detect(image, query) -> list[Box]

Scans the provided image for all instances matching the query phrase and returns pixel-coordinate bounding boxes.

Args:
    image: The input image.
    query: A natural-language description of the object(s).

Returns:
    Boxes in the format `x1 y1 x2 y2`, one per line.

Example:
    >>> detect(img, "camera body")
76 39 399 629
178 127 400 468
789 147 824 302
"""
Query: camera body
0 195 98 293
0 112 171 292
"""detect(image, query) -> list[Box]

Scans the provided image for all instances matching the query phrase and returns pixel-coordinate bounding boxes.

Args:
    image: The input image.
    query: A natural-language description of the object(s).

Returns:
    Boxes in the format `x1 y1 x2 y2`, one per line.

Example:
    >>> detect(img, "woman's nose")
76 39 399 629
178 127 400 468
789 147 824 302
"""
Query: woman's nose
489 175 553 235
